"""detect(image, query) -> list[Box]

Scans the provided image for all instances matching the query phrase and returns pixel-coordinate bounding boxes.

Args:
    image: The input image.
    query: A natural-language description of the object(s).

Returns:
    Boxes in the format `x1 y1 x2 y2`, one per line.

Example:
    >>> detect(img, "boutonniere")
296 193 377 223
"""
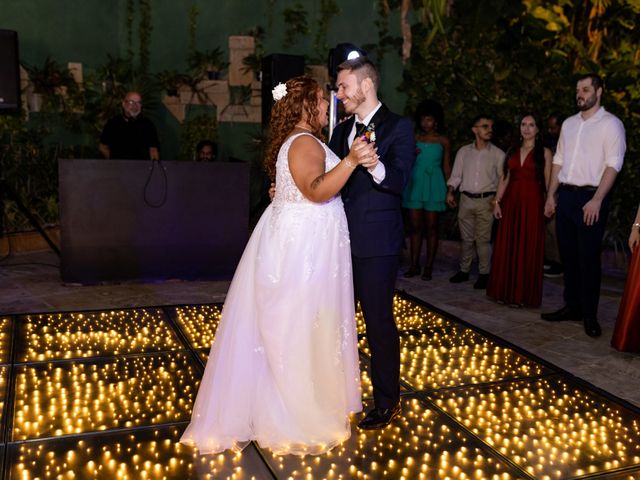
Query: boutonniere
360 122 376 143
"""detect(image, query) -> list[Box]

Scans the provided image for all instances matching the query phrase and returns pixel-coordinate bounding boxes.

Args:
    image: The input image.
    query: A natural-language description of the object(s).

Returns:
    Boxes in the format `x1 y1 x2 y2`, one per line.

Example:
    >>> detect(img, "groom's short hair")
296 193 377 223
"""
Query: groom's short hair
337 56 379 91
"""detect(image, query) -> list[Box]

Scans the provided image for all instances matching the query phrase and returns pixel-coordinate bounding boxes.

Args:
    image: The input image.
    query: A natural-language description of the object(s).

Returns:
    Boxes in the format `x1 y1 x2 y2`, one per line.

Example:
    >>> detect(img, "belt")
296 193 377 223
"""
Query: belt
462 191 496 199
559 183 597 192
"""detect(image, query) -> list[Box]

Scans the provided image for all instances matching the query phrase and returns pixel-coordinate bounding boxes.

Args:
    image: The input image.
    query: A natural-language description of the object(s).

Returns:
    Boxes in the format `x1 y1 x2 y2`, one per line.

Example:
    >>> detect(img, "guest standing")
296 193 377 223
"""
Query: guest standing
611 203 640 351
543 113 565 278
402 100 451 280
447 114 505 289
542 73 626 337
487 114 551 307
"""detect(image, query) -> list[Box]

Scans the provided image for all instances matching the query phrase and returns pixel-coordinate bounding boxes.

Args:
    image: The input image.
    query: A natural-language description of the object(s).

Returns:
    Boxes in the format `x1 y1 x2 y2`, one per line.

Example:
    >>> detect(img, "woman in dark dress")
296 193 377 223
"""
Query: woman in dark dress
611 203 640 352
487 113 551 307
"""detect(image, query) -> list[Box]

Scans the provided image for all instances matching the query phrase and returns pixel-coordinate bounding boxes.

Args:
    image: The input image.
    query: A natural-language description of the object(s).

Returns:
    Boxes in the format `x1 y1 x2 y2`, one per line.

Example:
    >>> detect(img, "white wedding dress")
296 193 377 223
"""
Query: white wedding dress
180 133 362 456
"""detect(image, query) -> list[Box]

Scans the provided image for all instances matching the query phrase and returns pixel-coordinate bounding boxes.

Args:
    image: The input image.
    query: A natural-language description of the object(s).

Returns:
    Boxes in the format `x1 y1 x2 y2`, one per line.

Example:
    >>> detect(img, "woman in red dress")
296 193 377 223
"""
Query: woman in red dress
487 114 552 307
611 204 640 351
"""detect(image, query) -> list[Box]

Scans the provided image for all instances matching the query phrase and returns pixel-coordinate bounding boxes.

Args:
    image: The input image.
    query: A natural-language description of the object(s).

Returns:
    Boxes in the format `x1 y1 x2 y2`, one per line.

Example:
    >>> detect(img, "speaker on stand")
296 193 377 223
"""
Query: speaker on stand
261 54 305 126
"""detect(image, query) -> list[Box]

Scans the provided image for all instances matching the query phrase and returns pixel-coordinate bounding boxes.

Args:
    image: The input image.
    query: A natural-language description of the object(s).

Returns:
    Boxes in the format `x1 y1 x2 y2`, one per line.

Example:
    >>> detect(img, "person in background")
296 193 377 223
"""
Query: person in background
611 203 640 352
543 113 566 278
542 73 626 338
446 114 505 290
99 91 159 161
196 140 218 161
487 113 551 307
402 100 451 281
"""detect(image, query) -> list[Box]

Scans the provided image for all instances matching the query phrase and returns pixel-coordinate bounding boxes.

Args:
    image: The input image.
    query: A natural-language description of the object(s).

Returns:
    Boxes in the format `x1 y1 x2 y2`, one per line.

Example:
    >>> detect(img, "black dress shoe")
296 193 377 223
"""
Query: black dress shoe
473 273 489 289
357 404 401 430
449 271 469 283
540 306 581 322
584 317 602 337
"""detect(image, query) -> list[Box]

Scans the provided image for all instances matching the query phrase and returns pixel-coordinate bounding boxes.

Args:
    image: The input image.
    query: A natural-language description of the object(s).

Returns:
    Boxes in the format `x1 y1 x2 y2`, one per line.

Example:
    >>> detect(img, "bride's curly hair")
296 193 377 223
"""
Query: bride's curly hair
264 76 326 181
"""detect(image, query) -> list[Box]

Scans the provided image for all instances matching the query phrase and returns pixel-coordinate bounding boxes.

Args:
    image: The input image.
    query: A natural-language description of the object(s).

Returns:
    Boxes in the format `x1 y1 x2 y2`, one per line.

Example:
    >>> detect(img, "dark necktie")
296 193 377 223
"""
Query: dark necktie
355 122 367 137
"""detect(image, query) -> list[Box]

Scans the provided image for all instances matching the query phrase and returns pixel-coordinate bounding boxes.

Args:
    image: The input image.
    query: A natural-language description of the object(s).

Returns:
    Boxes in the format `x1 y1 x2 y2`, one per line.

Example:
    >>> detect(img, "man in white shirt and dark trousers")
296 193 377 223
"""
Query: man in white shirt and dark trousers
446 114 505 289
542 73 626 337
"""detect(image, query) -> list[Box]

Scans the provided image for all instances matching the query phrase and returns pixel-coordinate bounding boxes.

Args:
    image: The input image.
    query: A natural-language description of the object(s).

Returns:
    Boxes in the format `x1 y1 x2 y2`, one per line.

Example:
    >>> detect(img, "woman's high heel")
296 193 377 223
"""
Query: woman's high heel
403 265 420 278
421 266 432 281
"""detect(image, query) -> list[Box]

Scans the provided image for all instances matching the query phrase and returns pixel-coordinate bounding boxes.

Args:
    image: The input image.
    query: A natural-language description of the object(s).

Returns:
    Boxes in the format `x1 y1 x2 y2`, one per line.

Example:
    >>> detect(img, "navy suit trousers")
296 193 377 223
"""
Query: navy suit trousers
352 254 400 409
556 187 610 319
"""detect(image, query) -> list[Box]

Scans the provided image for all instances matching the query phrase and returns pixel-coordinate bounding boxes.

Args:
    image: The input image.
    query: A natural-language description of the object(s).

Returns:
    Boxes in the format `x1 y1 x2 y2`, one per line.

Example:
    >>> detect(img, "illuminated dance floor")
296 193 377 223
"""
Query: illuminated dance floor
1 292 639 479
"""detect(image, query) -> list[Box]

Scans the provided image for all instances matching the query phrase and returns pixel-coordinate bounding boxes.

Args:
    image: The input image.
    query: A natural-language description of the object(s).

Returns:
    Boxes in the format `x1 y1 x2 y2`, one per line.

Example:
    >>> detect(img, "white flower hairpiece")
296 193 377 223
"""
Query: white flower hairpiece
272 83 287 101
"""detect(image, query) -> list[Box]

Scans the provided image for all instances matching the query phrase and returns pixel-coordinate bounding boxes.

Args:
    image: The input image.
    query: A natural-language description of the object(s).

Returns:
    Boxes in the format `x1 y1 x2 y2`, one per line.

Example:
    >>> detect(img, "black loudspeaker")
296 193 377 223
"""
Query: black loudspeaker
261 53 305 125
0 30 20 112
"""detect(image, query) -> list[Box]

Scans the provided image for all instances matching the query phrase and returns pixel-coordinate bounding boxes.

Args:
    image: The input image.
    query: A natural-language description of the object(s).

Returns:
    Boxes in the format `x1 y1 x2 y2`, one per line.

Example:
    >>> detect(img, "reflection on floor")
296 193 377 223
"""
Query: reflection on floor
1 293 639 479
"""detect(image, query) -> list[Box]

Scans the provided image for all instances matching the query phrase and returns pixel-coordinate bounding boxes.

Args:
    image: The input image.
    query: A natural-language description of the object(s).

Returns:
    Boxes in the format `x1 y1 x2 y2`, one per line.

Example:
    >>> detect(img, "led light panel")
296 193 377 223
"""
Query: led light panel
12 352 201 441
431 375 640 478
168 305 222 350
17 309 181 362
0 316 11 364
8 425 272 479
261 397 521 479
360 331 548 392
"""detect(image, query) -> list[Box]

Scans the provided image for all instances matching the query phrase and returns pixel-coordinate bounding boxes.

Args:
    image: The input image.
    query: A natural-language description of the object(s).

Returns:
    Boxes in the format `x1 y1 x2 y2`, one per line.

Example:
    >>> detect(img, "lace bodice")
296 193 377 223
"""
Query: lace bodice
272 133 342 205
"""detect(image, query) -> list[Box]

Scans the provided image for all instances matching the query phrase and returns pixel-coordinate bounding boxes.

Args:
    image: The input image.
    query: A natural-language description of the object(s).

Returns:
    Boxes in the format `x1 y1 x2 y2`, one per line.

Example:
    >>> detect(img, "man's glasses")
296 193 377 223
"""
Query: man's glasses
125 100 142 106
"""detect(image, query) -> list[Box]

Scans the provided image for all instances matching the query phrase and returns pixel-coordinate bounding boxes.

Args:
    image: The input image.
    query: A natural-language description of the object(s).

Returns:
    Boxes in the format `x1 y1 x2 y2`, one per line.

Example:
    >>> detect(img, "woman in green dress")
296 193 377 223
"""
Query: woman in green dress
402 100 451 280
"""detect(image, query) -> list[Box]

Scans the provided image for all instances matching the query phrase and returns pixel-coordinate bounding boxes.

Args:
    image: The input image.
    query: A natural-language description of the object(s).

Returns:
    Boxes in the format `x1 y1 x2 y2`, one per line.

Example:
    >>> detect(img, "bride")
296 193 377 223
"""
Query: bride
180 76 376 456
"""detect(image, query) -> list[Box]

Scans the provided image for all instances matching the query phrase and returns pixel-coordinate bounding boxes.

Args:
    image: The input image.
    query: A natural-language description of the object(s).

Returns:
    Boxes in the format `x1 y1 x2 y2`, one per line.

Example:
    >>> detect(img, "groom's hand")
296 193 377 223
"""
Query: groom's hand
350 137 378 168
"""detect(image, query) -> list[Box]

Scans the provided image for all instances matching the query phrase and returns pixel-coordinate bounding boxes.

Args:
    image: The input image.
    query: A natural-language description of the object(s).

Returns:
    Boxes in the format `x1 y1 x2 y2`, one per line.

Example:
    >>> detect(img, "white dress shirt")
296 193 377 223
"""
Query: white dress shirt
553 107 626 186
347 102 385 183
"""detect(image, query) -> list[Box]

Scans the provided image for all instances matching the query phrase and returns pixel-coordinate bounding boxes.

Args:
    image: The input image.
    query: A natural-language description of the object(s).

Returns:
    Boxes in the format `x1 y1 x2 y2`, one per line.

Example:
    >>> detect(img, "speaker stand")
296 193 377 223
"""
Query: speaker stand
0 180 60 256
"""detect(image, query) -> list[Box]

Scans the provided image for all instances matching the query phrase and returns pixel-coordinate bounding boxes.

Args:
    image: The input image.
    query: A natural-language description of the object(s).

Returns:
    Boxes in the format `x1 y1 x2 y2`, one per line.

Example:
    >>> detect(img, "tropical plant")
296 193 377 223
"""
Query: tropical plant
155 70 190 96
23 57 81 112
283 3 309 48
187 47 229 80
310 0 340 64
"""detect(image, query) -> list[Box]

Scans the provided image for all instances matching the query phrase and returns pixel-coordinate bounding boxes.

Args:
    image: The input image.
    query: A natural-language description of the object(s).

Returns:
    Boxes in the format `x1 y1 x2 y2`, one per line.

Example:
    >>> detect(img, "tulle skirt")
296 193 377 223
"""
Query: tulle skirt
180 199 362 455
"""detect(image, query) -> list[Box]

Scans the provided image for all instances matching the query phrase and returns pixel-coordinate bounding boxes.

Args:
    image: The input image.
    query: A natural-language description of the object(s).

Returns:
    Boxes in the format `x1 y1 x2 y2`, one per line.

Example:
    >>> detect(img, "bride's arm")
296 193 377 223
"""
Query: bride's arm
289 136 373 203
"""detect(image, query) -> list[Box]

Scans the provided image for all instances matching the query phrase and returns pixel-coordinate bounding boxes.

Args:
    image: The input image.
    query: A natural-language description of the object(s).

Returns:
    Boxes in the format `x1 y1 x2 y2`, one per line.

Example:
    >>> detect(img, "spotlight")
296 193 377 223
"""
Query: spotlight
327 43 367 81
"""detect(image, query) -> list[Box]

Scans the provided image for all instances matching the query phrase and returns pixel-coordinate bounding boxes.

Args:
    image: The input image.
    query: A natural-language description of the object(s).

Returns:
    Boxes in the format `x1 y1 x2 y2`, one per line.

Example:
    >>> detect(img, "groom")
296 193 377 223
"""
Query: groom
329 57 415 429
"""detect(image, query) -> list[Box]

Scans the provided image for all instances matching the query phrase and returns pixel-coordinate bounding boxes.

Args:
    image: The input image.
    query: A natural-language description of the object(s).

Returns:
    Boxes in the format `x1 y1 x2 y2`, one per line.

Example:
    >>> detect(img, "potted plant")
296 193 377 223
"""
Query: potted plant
241 52 263 82
187 47 229 81
155 70 190 97
23 56 79 112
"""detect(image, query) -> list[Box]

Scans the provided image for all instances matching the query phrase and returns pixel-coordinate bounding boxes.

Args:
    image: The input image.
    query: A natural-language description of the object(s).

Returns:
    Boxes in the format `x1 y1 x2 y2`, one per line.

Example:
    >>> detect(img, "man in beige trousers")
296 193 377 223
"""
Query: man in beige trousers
446 113 505 289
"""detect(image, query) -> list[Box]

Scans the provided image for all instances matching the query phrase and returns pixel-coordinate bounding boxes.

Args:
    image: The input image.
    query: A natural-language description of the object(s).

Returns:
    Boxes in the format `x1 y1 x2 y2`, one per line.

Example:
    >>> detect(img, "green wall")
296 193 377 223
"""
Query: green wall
1 0 409 161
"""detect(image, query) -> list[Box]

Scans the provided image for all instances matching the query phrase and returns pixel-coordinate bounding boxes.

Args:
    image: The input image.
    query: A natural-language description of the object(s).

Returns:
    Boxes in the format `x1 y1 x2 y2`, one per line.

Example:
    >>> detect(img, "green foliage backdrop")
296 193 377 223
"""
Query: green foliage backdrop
1 0 638 243
400 0 640 243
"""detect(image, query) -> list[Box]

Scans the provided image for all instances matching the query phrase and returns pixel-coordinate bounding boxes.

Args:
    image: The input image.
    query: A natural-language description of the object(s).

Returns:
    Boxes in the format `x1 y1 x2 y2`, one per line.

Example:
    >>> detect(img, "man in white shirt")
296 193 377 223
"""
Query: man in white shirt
542 73 626 337
446 114 505 289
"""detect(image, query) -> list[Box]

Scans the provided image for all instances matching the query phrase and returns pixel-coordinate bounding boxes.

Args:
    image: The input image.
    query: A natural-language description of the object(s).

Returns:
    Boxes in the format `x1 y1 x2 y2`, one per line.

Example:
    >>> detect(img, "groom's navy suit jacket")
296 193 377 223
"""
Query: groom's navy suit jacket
328 104 416 258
